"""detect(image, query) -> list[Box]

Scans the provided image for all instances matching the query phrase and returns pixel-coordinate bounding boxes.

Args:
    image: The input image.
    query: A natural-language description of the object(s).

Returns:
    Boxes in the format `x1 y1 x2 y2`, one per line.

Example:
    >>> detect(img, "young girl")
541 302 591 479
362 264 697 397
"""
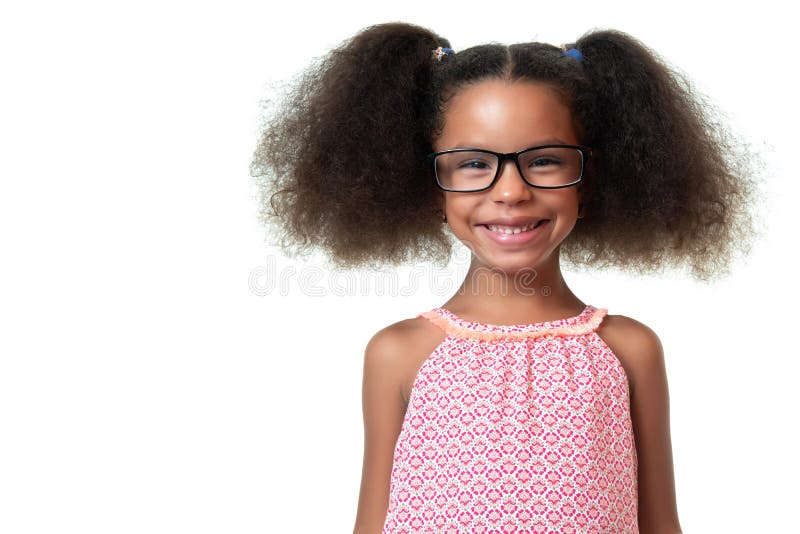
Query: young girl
251 22 757 534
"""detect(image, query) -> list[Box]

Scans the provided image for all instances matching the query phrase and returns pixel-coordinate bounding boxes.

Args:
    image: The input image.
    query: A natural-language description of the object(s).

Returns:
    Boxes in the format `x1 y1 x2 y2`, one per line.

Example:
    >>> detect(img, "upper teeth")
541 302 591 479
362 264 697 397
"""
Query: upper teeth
487 222 540 234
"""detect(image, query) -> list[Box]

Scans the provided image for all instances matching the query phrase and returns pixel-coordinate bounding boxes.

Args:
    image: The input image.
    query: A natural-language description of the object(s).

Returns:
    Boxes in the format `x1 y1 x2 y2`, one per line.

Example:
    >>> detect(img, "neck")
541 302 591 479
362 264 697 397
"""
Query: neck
443 252 585 324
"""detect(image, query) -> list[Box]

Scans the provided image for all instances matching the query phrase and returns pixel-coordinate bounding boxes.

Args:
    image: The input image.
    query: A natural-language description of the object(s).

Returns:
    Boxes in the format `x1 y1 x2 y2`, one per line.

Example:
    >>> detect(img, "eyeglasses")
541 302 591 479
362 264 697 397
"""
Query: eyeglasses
427 144 592 192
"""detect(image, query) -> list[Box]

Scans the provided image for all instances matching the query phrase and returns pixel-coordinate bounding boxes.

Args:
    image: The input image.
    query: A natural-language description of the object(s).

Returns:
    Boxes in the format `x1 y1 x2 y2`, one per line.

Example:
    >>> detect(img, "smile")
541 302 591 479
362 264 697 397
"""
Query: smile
485 220 545 234
479 220 550 245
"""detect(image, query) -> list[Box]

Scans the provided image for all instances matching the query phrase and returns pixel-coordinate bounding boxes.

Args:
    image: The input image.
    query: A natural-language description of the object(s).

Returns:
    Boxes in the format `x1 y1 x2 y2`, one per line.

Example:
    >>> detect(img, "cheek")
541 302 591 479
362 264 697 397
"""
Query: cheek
443 195 480 221
548 190 581 211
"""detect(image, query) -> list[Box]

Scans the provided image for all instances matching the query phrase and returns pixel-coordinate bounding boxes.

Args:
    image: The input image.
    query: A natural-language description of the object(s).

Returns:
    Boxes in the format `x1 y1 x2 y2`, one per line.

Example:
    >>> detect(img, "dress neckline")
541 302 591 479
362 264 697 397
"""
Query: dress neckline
419 305 607 341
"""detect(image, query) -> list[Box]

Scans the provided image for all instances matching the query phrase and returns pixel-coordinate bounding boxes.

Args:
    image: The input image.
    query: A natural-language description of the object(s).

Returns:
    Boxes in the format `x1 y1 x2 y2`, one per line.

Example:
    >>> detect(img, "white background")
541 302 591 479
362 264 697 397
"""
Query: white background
1 1 797 532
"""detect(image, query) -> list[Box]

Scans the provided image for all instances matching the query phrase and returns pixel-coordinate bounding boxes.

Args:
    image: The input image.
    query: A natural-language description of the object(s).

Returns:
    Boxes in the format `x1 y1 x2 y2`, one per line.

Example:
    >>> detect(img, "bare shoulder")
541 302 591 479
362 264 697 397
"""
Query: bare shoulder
365 315 440 366
354 314 448 532
594 313 666 397
365 315 446 405
596 313 682 531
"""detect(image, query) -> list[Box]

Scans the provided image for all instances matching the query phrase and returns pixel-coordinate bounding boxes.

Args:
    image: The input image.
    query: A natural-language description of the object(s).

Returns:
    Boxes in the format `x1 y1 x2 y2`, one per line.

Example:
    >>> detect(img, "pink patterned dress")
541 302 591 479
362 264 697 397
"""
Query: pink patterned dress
382 305 638 534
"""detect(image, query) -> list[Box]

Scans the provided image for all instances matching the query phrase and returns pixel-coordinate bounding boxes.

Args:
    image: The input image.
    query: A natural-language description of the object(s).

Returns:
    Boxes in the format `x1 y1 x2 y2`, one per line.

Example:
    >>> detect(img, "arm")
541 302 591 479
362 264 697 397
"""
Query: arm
625 322 683 534
352 327 408 534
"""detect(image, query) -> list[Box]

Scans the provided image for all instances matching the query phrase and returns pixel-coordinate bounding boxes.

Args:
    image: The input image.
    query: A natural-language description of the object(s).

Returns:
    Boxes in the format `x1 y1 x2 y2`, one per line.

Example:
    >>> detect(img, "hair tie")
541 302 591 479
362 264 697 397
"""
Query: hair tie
560 45 584 63
432 46 455 62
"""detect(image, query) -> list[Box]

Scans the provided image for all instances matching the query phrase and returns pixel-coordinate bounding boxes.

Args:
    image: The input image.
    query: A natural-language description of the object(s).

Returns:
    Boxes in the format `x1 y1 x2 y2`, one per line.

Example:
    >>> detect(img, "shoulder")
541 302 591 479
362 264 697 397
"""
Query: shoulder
364 315 447 404
356 317 440 532
365 316 433 361
596 313 681 530
595 313 666 398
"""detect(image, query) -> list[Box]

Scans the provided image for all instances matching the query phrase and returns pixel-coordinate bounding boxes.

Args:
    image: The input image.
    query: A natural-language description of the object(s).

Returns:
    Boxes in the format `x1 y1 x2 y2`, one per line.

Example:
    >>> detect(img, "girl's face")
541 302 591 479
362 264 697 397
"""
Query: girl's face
433 79 584 275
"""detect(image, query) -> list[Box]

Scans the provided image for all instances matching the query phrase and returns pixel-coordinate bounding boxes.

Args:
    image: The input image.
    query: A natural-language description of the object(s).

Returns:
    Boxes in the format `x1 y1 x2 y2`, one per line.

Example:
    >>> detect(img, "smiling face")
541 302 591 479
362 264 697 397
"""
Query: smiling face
434 79 584 276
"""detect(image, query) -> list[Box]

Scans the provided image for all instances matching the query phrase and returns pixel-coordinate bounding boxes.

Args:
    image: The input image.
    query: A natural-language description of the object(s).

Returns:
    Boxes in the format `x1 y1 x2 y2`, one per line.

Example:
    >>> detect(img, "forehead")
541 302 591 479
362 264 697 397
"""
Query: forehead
434 80 579 151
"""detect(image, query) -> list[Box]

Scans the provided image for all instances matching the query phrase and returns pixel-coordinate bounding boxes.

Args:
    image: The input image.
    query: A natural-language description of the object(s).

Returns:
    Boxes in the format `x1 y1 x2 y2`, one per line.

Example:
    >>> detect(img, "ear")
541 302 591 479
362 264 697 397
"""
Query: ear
437 190 445 213
578 148 601 207
577 181 592 207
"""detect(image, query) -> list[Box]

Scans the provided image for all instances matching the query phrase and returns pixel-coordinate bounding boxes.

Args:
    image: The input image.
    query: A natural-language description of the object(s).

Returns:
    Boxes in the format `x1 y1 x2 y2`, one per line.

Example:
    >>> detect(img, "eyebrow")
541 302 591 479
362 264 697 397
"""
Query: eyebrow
447 137 573 150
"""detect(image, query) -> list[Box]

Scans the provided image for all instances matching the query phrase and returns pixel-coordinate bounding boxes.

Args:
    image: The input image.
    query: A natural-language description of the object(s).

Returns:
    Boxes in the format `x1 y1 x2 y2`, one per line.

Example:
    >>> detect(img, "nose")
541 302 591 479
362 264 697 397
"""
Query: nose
489 158 533 205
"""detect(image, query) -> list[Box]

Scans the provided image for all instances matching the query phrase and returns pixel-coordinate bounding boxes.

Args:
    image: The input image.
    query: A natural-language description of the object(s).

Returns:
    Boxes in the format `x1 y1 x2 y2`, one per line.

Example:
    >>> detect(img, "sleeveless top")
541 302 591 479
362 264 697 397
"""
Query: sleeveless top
381 305 638 533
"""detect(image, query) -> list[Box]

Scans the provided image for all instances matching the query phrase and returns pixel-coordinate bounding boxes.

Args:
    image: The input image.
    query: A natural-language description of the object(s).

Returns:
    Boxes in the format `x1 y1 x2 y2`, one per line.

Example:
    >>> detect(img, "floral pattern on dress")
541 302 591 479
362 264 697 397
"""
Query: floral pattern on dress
382 305 638 534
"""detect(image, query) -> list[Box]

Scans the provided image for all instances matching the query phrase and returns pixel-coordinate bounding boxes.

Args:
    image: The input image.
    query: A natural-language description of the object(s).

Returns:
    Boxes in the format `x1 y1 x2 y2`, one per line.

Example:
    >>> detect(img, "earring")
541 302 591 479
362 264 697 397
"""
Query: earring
441 211 447 223
577 203 585 219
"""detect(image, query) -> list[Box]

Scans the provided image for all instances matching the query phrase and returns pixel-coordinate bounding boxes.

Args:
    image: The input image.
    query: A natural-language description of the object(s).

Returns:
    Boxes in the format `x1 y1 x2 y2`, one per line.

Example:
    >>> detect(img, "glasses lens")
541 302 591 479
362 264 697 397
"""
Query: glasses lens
435 151 498 191
518 147 583 187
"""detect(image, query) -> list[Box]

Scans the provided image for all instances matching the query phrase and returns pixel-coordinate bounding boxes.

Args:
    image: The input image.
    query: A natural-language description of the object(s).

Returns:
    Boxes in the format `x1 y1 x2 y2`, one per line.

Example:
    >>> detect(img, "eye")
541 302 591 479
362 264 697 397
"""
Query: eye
459 159 491 169
528 156 562 168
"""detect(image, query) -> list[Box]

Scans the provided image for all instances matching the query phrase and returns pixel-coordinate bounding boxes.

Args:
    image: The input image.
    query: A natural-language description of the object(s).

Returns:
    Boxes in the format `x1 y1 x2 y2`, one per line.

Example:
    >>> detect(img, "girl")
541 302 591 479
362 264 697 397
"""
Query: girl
251 22 757 534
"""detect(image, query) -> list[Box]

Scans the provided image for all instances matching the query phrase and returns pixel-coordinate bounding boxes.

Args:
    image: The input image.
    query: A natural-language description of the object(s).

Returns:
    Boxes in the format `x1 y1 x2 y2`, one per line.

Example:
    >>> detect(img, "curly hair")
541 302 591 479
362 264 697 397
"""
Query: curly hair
250 22 762 281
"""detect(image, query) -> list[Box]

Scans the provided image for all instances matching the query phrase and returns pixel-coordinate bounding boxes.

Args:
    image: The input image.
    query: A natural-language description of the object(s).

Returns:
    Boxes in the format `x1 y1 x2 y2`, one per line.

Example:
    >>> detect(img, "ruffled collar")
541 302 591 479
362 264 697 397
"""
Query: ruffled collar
419 305 607 341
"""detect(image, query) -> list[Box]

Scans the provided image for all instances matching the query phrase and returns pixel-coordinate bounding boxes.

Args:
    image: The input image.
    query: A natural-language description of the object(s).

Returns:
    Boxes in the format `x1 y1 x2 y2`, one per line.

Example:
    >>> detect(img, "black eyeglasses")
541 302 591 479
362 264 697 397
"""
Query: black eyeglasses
427 144 592 192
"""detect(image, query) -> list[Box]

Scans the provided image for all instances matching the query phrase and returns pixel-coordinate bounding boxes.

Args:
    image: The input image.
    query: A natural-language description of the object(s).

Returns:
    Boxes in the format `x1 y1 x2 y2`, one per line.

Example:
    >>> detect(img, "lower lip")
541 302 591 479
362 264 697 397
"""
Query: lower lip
478 221 550 246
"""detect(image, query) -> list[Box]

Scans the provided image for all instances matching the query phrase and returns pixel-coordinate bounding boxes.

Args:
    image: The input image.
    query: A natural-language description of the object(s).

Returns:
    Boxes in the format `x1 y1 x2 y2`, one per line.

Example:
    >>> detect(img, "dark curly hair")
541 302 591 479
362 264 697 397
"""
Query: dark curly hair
250 22 763 281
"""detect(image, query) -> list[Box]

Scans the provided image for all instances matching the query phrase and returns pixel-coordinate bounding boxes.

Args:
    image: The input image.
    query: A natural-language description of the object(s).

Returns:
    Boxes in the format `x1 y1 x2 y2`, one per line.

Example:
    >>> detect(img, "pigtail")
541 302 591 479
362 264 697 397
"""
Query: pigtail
251 23 454 269
563 30 759 281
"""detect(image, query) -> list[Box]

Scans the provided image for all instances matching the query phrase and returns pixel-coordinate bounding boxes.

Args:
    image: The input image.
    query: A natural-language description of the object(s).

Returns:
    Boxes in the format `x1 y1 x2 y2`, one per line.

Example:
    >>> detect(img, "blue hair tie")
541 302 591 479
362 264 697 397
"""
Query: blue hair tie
562 47 583 63
432 46 455 62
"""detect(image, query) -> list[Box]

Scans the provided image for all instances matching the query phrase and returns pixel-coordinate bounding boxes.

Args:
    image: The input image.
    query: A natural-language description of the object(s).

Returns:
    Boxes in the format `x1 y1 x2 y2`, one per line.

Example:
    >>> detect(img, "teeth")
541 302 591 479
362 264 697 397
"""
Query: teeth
486 221 540 234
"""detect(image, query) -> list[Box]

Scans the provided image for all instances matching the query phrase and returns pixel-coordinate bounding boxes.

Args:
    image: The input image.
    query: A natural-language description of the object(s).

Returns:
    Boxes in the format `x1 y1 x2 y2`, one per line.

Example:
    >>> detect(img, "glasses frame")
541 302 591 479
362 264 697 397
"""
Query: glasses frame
427 144 593 192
